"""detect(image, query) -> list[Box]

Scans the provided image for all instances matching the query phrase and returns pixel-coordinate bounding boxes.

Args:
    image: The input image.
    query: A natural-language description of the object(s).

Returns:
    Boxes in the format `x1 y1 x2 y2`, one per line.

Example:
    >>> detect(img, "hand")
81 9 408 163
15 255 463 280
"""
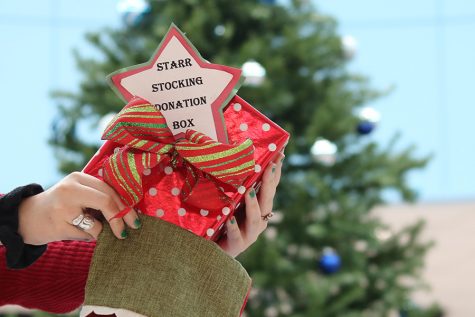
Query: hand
18 172 140 245
218 152 284 258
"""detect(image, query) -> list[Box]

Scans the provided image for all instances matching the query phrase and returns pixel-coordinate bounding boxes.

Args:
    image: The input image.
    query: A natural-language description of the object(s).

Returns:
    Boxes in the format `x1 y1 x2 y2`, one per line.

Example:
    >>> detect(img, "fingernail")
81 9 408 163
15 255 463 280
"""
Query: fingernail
134 218 141 229
230 217 236 224
121 229 128 239
281 155 285 162
249 189 256 198
272 164 276 173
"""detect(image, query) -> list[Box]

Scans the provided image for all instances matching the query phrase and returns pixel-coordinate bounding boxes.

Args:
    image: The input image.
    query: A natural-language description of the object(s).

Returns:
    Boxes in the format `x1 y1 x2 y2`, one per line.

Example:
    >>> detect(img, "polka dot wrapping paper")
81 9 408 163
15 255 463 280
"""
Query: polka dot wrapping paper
83 95 289 241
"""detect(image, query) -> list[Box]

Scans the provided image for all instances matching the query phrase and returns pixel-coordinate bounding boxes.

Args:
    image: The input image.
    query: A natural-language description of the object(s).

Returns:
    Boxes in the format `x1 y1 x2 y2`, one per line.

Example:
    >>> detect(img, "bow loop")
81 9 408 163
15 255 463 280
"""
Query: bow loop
102 97 175 154
176 131 255 188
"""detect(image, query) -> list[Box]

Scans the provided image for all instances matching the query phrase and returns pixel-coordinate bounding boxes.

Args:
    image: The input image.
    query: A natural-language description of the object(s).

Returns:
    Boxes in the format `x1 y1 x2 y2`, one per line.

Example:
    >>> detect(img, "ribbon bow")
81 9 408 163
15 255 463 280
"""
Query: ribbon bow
101 97 255 212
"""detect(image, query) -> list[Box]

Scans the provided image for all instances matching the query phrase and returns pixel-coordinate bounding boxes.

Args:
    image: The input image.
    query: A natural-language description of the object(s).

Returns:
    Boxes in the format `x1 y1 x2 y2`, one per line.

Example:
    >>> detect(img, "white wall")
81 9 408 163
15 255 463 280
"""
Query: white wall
376 201 475 316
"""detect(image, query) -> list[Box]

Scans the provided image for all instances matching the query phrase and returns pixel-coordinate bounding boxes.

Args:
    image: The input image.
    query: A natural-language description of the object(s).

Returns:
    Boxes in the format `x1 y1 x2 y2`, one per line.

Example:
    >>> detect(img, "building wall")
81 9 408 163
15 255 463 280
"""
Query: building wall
375 201 475 316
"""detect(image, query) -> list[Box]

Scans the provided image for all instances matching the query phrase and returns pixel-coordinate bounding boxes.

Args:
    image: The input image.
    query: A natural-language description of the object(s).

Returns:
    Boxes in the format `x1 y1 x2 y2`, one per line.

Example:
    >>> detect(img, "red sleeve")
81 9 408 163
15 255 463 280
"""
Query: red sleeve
0 240 95 313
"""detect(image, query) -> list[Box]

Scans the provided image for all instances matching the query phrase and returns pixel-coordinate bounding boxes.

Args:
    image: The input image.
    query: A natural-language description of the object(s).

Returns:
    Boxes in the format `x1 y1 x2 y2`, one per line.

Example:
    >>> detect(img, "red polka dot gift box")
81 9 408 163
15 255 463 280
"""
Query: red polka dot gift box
83 95 289 241
82 24 289 241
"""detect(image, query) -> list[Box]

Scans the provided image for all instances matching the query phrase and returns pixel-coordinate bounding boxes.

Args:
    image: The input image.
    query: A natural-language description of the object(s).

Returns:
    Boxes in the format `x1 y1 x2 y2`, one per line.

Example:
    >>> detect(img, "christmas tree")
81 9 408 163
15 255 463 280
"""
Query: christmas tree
50 0 443 316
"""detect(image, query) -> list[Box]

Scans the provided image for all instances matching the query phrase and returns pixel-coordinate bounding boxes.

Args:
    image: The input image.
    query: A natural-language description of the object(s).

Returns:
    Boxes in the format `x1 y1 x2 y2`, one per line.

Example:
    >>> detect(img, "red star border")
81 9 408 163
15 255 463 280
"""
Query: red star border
107 24 243 143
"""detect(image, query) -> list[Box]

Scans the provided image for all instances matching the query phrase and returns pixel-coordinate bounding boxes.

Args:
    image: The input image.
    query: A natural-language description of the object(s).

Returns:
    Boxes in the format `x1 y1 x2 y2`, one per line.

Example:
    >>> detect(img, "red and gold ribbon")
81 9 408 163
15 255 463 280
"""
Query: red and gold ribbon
101 97 255 214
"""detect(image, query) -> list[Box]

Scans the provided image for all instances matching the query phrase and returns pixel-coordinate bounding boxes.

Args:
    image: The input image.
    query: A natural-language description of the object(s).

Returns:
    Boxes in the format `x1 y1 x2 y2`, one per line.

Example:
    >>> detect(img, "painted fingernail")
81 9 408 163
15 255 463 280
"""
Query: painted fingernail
249 189 256 198
134 218 141 229
121 229 128 239
230 217 236 224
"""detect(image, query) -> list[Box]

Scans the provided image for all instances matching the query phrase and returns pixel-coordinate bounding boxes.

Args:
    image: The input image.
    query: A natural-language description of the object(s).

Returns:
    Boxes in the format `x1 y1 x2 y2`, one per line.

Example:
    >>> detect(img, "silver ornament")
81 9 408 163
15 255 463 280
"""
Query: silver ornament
214 25 226 36
310 138 337 166
99 112 117 133
341 35 357 60
357 106 381 124
264 306 278 317
264 227 278 240
242 60 266 86
117 0 150 26
374 227 392 241
354 240 368 252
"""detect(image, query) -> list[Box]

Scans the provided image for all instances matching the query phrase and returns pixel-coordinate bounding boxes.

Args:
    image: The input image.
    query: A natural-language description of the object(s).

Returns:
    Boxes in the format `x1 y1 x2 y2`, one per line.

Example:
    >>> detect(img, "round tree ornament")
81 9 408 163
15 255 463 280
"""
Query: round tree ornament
117 0 151 26
99 112 117 133
318 247 341 274
214 25 226 36
356 106 381 135
341 35 358 60
310 139 337 166
242 60 266 86
357 121 375 135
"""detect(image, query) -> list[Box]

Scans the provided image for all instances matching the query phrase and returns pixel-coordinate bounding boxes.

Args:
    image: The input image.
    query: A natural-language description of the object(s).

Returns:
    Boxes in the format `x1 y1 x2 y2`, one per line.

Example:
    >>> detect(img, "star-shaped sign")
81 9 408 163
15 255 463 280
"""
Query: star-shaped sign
107 24 242 143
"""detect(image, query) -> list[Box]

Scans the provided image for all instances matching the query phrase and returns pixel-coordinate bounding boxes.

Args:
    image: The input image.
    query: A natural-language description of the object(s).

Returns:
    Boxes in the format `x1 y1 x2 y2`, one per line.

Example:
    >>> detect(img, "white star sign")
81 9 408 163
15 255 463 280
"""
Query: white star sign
108 24 243 143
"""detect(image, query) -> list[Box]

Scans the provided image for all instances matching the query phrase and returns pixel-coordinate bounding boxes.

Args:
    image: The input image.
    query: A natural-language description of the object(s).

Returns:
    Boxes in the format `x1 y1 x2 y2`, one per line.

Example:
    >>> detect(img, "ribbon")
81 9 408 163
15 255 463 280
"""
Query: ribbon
101 97 255 214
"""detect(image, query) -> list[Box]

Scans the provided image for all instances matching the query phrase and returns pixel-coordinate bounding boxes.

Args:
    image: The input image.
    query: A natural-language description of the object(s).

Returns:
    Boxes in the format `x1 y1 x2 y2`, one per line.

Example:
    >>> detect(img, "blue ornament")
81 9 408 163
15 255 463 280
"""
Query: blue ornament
356 106 380 135
356 121 375 135
319 248 341 274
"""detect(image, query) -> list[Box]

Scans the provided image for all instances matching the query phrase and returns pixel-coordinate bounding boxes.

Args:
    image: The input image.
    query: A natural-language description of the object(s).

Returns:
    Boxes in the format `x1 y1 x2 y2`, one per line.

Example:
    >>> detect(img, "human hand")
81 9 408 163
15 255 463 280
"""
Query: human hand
18 172 140 245
218 152 284 258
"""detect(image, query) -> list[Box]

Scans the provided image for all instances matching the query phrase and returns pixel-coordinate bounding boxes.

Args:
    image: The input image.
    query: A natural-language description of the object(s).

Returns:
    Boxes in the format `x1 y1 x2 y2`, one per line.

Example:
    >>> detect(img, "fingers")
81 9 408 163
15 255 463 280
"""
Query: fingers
219 217 244 258
218 152 285 258
244 188 265 243
71 183 127 240
274 152 285 185
70 172 140 229
122 208 141 229
257 152 285 215
221 187 269 258
65 213 104 241
62 224 95 241
258 163 276 215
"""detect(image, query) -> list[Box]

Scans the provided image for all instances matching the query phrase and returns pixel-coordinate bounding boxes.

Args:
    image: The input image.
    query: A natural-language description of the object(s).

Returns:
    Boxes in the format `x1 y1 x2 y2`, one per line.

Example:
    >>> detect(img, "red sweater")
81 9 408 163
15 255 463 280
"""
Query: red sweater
0 240 95 313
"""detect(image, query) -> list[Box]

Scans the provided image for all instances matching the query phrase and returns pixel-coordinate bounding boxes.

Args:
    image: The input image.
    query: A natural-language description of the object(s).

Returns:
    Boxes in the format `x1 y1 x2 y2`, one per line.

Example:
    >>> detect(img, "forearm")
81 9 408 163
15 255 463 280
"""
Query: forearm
0 240 95 313
0 185 47 268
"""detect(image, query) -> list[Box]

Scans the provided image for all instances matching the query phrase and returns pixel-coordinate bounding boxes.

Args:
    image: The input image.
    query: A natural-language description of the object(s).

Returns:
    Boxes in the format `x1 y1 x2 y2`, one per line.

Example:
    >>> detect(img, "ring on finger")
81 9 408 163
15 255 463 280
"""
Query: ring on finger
72 214 95 231
261 212 274 221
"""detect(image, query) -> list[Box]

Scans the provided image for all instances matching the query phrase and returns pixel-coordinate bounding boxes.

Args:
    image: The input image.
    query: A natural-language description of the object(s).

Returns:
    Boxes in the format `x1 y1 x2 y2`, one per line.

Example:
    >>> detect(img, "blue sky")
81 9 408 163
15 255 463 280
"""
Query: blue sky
0 0 474 202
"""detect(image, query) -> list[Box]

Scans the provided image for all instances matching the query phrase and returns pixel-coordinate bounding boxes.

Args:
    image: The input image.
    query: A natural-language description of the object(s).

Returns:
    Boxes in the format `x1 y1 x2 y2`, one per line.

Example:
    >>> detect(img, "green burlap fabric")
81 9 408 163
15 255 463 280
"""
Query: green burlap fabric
84 215 251 317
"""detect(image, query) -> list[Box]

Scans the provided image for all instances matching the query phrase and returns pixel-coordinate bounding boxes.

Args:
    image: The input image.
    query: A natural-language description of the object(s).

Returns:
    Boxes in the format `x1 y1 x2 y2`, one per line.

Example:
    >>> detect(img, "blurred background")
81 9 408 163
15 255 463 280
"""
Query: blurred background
0 0 474 316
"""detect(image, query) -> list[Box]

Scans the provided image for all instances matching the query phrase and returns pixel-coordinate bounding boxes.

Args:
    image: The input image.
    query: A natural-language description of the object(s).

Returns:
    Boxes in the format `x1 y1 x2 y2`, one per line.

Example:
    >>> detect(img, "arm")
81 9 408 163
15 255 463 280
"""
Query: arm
0 173 140 269
0 240 94 313
0 173 135 312
0 184 47 269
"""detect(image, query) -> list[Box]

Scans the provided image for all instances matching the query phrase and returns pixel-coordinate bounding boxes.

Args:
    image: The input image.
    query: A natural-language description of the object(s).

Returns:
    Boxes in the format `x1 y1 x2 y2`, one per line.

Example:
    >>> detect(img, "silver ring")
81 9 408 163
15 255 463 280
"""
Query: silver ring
72 214 95 231
261 212 274 221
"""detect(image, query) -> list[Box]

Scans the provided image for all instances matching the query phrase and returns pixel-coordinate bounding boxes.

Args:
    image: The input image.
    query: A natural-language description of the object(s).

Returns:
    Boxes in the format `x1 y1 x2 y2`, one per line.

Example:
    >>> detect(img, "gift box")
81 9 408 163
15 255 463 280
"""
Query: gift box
83 94 288 241
82 23 290 241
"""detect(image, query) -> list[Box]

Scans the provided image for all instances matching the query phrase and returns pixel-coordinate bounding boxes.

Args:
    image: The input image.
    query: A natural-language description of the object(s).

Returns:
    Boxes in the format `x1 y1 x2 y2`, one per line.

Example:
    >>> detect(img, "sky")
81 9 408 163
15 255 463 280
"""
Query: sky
0 0 474 202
